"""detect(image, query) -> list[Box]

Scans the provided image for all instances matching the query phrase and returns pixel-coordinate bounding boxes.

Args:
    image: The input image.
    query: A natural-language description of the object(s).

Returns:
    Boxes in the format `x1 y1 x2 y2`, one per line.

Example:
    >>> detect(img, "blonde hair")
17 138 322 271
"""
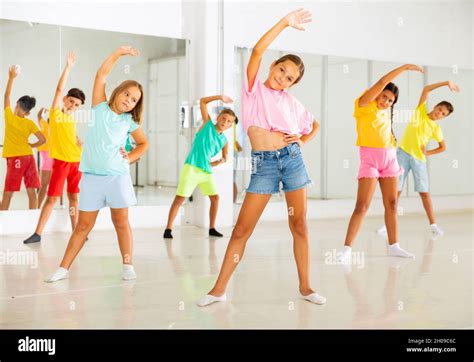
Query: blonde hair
109 80 144 124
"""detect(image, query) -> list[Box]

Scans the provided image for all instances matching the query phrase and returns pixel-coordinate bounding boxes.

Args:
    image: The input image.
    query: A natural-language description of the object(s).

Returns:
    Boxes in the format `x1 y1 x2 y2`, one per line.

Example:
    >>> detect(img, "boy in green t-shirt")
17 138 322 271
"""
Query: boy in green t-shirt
163 94 237 239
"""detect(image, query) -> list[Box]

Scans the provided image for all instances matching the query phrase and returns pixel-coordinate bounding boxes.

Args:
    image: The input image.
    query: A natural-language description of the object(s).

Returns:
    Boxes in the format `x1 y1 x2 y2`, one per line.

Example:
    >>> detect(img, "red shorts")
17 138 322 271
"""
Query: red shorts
47 159 82 197
4 155 41 192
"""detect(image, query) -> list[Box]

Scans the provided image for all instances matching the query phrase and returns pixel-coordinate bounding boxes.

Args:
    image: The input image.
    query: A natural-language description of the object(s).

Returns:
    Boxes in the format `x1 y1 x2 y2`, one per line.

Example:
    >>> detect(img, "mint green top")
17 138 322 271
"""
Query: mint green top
184 120 227 174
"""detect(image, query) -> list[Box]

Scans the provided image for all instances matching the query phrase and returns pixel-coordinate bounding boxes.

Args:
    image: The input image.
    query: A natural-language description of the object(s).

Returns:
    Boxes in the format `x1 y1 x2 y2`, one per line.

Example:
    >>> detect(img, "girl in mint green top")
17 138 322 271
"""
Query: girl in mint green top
44 46 149 284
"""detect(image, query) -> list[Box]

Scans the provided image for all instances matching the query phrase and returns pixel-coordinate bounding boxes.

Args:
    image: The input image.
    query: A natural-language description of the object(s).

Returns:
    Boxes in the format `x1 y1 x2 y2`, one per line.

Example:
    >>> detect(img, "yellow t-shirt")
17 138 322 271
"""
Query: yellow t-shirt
48 107 82 162
399 102 444 162
353 92 396 148
2 106 40 158
37 118 49 152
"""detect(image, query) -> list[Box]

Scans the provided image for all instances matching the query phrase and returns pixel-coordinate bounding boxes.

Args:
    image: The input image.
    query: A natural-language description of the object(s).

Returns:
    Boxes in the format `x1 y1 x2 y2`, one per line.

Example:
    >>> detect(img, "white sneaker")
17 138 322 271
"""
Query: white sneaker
376 225 387 235
430 224 444 236
336 251 352 265
196 293 227 307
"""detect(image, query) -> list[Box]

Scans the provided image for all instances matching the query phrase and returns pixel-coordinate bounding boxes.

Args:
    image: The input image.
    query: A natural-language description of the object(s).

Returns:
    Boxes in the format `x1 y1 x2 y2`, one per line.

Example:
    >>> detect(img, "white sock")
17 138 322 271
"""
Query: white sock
388 242 415 258
301 292 327 305
44 267 69 283
376 225 387 235
430 223 444 236
122 264 137 280
196 293 227 307
336 246 352 264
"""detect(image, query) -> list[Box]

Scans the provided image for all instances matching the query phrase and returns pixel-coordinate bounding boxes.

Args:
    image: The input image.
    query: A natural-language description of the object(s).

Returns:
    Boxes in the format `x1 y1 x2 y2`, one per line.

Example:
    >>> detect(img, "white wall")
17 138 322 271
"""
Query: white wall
0 0 183 40
224 0 473 70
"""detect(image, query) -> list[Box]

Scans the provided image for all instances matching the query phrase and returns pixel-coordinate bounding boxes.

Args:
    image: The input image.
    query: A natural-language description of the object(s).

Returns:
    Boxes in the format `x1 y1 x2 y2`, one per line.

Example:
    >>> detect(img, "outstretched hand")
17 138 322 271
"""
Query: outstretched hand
221 95 234 103
66 52 76 67
117 46 140 57
448 81 460 92
37 107 47 120
8 65 20 78
284 8 312 31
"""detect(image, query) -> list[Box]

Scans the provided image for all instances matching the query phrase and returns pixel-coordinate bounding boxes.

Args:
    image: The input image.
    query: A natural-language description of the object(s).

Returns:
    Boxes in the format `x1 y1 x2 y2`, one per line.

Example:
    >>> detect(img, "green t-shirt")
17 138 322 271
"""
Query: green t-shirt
184 120 227 173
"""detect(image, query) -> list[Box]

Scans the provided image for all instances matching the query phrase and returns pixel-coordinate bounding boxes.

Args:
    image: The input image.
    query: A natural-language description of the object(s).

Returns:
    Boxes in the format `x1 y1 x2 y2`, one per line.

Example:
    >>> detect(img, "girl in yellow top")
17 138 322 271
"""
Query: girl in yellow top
376 80 459 237
338 64 424 264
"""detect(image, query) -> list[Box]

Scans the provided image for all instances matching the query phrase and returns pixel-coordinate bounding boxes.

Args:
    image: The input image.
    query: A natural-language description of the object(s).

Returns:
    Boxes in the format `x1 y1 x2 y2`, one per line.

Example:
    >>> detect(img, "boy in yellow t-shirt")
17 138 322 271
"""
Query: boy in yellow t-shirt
377 80 459 237
24 52 85 244
1 65 46 210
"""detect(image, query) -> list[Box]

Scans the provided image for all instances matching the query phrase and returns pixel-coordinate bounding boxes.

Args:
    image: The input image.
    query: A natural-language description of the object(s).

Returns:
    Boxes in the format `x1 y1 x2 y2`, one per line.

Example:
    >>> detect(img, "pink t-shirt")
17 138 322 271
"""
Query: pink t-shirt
241 64 314 135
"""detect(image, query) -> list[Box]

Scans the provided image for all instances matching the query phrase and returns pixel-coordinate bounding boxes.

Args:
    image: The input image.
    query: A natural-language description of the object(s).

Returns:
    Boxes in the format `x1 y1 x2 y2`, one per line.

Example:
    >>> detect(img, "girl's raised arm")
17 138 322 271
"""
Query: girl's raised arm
93 46 140 107
359 64 424 107
247 8 311 92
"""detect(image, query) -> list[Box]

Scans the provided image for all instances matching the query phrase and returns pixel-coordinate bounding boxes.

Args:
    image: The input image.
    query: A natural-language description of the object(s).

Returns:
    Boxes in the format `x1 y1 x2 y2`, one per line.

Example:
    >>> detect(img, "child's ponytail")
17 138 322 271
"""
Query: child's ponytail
384 82 399 145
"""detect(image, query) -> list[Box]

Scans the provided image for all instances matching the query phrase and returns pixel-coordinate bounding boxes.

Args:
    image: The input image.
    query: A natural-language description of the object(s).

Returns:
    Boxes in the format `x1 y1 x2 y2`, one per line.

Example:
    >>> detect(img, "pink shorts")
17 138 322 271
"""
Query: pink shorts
39 151 53 171
358 147 404 179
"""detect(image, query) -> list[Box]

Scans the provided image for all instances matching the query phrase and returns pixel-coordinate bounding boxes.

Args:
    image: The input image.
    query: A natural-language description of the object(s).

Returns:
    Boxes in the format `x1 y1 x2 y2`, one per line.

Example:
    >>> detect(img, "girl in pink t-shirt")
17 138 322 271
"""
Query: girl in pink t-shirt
197 9 326 307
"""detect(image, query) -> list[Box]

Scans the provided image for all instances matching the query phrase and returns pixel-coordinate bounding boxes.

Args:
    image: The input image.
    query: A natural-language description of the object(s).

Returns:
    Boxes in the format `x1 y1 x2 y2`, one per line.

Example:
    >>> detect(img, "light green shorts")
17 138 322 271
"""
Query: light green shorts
176 164 218 197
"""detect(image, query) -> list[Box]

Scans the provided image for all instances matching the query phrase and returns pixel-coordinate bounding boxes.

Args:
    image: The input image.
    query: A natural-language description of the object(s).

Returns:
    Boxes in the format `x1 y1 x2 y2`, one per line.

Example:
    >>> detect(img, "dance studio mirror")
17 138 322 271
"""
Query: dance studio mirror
0 19 188 210
233 47 472 203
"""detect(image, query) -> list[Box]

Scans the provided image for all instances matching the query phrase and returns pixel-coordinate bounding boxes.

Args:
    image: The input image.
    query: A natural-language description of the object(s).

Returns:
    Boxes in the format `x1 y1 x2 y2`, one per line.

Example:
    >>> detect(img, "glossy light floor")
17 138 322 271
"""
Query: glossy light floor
0 211 472 329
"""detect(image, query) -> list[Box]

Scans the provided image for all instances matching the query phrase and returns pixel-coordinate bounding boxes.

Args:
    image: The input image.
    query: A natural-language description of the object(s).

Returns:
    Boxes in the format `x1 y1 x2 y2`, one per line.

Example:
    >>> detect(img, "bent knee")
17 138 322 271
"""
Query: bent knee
231 223 252 240
289 218 308 237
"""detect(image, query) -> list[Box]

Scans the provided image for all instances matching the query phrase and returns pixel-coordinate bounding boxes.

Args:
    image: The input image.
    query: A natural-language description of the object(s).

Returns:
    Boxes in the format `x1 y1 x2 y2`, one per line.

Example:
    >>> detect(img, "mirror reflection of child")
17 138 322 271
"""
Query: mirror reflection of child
1 65 46 210
24 52 86 245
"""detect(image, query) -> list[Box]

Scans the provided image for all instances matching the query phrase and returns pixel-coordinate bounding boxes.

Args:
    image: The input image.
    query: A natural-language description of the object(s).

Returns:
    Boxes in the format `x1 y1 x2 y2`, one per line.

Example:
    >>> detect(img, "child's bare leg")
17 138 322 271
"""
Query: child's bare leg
379 177 398 245
344 178 378 246
34 196 59 235
44 210 99 282
419 192 436 225
284 188 312 294
380 177 414 258
59 210 99 269
166 196 185 230
67 192 79 231
111 208 133 264
38 171 51 208
207 192 271 297
26 188 38 209
0 191 13 210
208 194 219 229
111 207 136 280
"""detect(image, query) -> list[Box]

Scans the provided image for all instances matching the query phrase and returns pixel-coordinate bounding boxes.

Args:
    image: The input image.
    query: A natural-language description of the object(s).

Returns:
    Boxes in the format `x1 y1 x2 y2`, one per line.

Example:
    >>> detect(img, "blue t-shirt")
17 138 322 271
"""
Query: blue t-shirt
185 120 227 174
80 102 140 176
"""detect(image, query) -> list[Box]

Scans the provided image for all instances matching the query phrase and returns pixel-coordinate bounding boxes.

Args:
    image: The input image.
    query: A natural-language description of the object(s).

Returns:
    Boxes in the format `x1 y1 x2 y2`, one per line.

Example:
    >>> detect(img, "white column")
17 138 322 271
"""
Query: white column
181 0 234 228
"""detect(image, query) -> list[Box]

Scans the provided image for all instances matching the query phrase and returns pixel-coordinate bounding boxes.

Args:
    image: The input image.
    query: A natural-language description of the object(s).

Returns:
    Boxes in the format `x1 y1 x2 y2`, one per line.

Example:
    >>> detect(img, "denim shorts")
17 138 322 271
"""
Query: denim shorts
397 147 429 193
246 143 312 194
78 173 137 211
